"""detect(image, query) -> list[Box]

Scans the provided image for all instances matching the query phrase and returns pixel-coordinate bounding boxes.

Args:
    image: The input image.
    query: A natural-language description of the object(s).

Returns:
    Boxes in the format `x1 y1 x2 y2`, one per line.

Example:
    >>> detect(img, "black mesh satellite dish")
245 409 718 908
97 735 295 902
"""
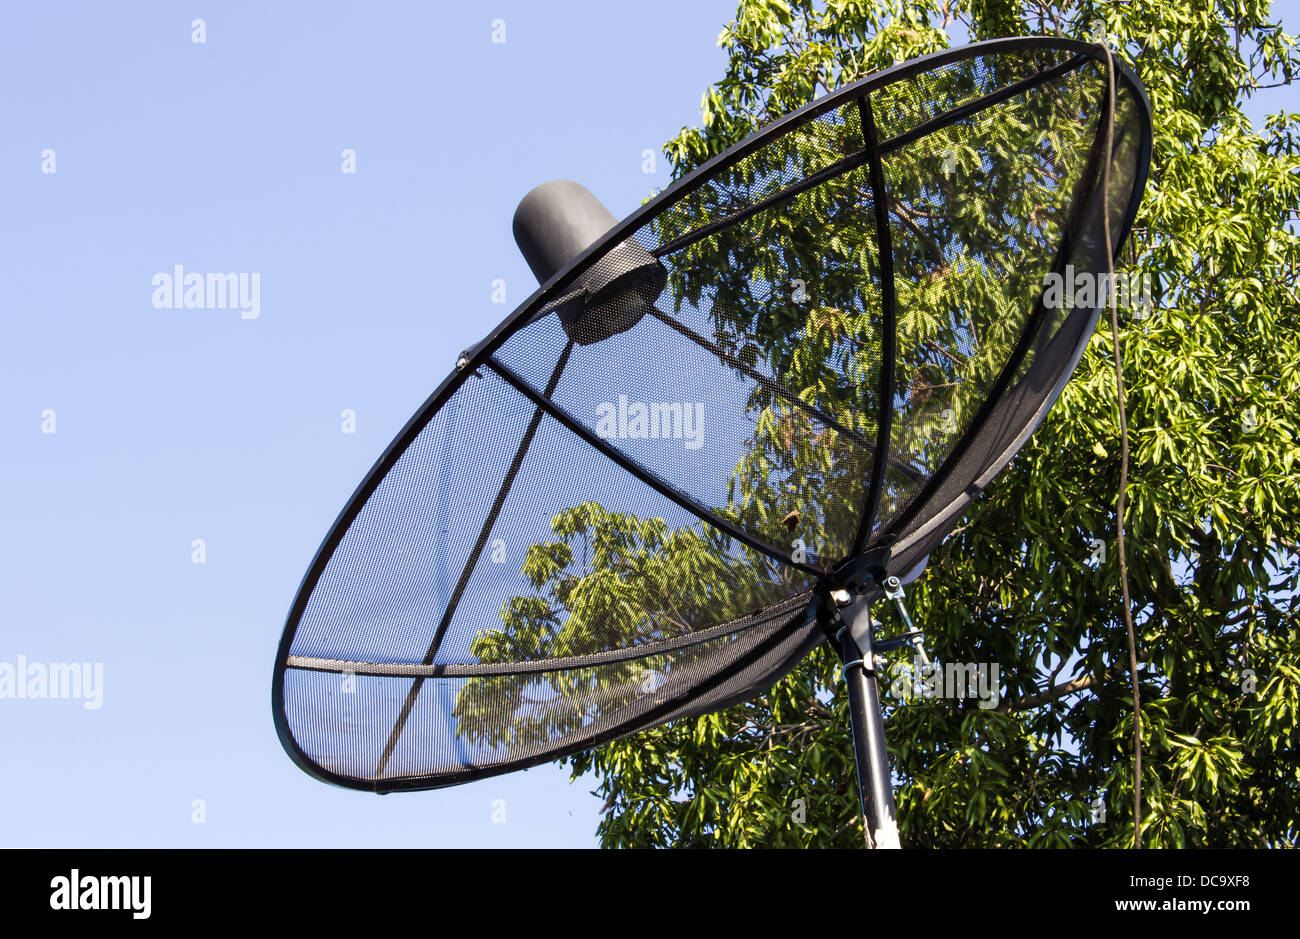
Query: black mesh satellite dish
273 36 1151 847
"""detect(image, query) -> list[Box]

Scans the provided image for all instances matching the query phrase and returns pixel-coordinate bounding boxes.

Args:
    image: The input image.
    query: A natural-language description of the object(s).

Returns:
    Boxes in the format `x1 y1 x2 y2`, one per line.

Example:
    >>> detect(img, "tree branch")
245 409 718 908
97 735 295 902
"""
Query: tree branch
998 650 1150 713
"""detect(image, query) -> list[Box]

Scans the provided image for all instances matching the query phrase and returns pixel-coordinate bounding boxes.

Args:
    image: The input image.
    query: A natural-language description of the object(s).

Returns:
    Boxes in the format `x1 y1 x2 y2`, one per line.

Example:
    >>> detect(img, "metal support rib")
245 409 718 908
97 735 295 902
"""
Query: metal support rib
876 54 1088 158
645 306 925 485
650 54 1088 264
284 593 809 678
851 94 898 556
375 340 575 776
652 149 872 259
885 63 1114 538
487 356 822 577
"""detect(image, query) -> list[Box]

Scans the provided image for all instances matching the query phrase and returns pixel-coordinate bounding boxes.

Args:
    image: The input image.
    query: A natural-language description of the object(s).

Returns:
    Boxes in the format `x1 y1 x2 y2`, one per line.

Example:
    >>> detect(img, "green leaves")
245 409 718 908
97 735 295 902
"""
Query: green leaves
549 0 1300 849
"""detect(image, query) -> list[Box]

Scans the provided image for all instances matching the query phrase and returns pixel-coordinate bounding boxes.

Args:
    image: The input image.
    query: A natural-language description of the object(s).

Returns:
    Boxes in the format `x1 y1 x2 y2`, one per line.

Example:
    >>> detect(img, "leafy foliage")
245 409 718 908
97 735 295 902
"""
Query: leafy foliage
561 0 1300 848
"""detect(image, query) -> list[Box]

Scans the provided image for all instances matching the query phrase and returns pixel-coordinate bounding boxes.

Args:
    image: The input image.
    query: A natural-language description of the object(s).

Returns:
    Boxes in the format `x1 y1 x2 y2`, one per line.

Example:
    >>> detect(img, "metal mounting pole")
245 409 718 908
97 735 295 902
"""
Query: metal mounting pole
832 590 900 849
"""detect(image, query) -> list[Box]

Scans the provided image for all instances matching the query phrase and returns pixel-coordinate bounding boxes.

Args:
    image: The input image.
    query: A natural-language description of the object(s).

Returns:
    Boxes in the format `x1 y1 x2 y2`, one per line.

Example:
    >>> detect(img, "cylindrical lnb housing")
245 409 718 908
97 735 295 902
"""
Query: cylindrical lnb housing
513 180 666 345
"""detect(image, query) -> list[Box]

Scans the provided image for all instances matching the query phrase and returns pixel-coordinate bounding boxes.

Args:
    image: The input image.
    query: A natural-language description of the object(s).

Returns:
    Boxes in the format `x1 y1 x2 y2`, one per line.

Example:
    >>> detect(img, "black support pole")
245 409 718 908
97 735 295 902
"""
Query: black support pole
835 593 899 849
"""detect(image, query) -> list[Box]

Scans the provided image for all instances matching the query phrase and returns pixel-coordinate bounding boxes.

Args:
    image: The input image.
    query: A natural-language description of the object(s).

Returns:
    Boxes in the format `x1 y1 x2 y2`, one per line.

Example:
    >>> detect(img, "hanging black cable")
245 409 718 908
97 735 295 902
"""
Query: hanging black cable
1100 41 1144 849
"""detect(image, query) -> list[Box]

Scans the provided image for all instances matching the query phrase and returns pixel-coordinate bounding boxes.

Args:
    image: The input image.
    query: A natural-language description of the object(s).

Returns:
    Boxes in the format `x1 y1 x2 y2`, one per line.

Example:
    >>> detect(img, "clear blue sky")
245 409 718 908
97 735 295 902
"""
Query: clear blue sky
0 0 740 848
1 1 1295 848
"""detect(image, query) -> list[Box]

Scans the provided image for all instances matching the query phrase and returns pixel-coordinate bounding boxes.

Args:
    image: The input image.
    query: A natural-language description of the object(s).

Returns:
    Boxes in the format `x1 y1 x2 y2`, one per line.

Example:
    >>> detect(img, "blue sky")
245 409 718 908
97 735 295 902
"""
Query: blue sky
1 1 1296 848
0 0 742 848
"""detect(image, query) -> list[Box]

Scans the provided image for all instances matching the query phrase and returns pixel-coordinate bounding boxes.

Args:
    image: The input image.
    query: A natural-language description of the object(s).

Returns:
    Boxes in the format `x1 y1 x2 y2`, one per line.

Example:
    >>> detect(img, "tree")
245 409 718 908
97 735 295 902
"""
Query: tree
552 0 1300 847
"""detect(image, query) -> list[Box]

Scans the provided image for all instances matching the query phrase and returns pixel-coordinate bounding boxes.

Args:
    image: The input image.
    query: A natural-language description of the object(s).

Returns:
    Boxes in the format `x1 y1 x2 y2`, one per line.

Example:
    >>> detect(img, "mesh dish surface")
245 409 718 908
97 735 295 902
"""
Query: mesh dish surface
274 37 1152 792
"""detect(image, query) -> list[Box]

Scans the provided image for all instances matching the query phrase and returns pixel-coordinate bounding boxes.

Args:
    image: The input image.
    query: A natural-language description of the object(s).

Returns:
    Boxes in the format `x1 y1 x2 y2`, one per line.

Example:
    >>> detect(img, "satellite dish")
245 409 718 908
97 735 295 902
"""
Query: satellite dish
273 36 1151 847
